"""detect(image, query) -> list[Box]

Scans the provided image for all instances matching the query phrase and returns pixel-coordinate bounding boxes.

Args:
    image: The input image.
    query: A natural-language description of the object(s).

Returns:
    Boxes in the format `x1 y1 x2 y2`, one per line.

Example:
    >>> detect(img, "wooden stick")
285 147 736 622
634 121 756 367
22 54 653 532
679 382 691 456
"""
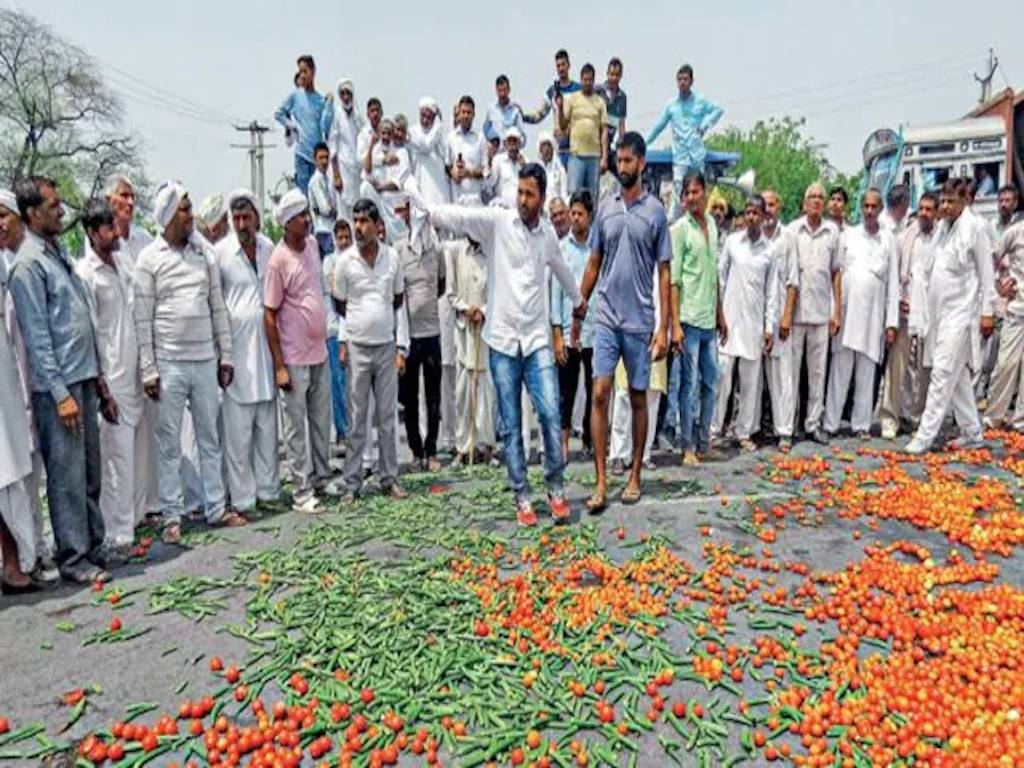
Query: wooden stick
467 322 482 465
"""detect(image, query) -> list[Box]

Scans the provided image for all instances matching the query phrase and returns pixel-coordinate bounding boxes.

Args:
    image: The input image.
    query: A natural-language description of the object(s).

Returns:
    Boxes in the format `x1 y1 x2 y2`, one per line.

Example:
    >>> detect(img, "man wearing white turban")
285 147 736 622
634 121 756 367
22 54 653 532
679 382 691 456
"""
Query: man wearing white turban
133 182 242 544
408 96 451 206
538 132 569 203
216 190 280 516
484 127 528 208
0 188 57 590
360 118 411 243
196 194 229 245
265 189 333 513
321 78 365 222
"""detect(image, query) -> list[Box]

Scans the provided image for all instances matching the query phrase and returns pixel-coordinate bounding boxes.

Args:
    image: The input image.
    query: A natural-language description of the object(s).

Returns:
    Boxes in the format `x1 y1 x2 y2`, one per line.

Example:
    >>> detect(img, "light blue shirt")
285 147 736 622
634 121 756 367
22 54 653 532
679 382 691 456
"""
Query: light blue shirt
551 231 596 347
645 90 723 171
482 100 526 143
275 88 327 163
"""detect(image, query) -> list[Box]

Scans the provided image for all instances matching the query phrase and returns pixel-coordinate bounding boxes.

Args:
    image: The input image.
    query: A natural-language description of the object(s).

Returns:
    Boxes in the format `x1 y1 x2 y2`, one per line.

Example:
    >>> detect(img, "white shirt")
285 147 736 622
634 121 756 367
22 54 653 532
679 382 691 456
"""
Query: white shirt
119 224 153 268
446 126 488 205
718 230 778 361
426 205 581 357
788 216 840 325
880 209 907 240
836 224 900 363
308 168 336 234
907 226 938 340
215 233 275 405
542 157 569 203
408 120 451 205
364 143 411 210
332 243 405 346
485 152 527 208
76 245 144 426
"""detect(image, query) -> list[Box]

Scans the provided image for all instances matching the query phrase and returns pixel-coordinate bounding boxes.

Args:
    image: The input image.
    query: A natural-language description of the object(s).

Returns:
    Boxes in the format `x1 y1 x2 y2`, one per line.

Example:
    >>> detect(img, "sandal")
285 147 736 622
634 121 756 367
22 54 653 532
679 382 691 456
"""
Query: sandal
161 522 183 546
215 511 248 528
585 492 608 514
619 485 643 505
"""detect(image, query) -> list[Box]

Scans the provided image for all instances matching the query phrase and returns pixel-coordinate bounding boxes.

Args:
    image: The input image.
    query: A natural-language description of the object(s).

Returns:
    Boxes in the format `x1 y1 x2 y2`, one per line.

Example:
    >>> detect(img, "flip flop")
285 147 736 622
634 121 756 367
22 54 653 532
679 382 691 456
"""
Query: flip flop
585 492 607 514
619 485 643 505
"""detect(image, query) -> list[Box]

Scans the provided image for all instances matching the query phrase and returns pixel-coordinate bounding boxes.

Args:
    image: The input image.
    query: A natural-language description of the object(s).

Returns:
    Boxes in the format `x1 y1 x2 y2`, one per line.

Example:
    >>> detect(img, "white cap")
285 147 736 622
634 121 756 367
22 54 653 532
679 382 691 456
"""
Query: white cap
153 181 187 229
274 188 308 226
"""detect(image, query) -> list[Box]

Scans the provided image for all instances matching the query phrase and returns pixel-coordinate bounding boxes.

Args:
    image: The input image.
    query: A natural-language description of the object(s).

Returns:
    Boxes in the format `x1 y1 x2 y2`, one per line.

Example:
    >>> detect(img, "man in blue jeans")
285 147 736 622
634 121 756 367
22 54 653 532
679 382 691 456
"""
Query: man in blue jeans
417 164 585 526
576 132 672 510
275 54 326 194
670 170 723 466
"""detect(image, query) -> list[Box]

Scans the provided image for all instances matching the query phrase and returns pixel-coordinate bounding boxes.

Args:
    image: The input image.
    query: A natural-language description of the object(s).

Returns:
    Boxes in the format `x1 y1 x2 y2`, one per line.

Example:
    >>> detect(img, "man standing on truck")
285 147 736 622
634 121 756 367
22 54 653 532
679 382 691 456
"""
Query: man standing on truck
645 64 723 222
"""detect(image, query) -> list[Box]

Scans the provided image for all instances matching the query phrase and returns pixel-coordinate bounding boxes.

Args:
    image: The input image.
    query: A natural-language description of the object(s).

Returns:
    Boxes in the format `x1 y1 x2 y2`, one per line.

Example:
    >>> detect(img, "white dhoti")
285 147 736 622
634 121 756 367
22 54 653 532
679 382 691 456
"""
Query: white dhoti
99 415 156 546
221 396 280 512
455 362 496 453
766 338 795 438
824 345 878 434
914 331 982 446
609 388 661 463
713 354 763 440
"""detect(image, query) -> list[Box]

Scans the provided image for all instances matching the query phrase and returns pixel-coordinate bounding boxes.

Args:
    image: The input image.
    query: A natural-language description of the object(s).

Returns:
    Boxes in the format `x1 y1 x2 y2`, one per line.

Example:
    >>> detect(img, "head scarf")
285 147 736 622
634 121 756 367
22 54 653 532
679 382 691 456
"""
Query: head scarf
335 77 359 116
227 188 260 229
0 188 17 215
503 126 524 144
197 193 227 228
418 96 440 115
274 188 308 227
538 131 556 154
153 181 187 229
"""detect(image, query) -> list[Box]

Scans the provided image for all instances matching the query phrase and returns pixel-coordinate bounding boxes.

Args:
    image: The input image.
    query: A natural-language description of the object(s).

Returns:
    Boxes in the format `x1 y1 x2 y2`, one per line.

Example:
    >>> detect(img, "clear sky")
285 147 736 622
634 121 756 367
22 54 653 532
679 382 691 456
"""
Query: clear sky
17 0 1024 203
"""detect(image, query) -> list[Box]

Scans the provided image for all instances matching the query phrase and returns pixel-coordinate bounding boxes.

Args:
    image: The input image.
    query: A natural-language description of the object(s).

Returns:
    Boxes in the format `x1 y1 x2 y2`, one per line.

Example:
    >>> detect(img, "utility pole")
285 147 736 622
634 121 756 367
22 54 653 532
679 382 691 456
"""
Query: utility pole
231 121 274 213
974 47 998 105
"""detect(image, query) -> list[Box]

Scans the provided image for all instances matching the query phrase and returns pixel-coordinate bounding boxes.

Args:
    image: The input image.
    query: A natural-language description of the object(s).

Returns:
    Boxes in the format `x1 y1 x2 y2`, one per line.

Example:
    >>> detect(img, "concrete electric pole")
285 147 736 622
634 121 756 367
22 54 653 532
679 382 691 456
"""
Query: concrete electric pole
231 121 274 213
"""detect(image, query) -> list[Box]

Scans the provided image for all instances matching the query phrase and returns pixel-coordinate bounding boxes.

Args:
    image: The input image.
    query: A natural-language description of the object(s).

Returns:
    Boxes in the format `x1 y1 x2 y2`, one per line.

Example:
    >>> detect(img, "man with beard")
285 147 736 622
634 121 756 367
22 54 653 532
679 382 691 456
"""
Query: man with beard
408 96 451 206
577 132 671 508
215 190 280 519
414 164 585 526
321 78 365 222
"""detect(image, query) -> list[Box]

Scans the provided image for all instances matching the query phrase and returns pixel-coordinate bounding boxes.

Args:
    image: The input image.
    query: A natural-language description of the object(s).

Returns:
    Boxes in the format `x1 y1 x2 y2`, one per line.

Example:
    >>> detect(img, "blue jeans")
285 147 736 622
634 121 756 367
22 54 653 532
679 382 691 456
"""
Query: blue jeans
490 346 564 501
326 336 348 439
661 352 682 443
567 155 600 199
295 155 315 194
156 359 226 524
32 380 104 572
679 324 719 452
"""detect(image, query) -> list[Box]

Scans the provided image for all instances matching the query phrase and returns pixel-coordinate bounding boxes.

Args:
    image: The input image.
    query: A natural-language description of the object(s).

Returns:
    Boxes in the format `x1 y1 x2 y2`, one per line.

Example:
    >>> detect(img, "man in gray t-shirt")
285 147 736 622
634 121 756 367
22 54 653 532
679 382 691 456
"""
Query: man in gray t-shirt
575 132 671 511
596 57 628 164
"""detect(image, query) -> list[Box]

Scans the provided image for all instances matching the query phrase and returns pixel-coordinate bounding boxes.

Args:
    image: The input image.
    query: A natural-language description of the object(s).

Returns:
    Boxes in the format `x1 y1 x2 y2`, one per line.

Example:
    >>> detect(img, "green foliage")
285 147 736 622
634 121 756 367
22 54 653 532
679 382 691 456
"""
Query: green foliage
707 117 860 222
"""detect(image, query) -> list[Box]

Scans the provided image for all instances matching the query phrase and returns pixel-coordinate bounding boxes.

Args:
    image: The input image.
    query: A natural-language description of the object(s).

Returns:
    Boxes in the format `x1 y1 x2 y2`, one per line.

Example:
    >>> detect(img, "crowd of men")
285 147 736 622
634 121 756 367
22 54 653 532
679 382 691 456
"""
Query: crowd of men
1 49 1022 591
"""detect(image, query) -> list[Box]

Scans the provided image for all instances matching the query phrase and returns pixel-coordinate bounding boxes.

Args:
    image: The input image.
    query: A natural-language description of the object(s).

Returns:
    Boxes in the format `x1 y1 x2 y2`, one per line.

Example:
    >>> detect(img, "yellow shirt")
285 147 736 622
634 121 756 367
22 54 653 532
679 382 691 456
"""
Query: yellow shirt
564 92 608 158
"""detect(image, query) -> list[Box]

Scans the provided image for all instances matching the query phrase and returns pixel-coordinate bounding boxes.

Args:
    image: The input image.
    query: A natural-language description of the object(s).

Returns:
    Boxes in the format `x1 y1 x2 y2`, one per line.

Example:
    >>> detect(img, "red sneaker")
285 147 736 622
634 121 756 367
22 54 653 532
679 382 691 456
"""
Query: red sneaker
516 498 538 527
548 493 571 523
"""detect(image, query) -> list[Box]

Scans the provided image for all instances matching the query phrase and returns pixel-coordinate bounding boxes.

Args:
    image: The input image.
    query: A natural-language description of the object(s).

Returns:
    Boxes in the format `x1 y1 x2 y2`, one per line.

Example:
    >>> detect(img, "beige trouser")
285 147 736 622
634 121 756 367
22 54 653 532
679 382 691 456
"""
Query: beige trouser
281 362 332 502
878 316 910 434
791 323 829 434
985 314 1024 429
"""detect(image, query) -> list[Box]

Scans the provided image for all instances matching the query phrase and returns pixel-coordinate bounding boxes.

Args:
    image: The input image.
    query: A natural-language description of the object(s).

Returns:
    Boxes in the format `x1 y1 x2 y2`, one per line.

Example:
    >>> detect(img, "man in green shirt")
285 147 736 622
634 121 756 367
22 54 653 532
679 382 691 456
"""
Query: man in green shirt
670 170 724 465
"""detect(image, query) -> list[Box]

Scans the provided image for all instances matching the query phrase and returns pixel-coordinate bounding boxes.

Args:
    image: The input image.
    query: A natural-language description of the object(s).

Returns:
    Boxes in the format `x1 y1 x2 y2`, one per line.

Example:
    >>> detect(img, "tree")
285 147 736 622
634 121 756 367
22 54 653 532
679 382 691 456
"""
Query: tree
0 8 142 209
707 117 861 222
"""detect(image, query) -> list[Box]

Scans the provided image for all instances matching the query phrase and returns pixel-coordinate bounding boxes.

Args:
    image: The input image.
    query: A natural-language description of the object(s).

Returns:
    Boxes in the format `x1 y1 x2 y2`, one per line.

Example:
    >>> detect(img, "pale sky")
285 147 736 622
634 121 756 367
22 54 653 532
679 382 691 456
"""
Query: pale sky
18 0 1024 204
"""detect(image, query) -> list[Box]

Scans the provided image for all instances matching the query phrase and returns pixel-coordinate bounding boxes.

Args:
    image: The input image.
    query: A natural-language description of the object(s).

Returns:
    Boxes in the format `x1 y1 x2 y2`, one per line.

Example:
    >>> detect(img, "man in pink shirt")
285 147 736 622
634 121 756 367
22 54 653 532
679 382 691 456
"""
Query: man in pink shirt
264 189 333 513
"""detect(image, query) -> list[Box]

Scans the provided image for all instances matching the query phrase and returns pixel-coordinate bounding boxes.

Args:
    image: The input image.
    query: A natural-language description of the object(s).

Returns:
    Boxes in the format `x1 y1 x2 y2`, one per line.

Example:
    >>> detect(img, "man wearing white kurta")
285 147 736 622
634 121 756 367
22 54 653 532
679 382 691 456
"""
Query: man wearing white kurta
321 78 365 222
445 237 495 462
0 189 54 585
484 128 528 208
713 196 778 450
0 239 42 587
900 193 940 425
217 190 280 514
788 183 841 443
823 190 900 437
538 132 569 203
760 190 800 450
106 176 158 518
408 97 451 206
446 96 489 207
77 201 149 555
983 216 1024 430
907 179 996 453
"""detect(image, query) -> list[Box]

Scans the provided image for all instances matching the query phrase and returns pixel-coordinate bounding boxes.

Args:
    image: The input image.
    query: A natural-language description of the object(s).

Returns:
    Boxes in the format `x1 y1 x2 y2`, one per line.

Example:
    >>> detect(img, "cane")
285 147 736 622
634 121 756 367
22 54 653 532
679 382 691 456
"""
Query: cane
467 322 482 466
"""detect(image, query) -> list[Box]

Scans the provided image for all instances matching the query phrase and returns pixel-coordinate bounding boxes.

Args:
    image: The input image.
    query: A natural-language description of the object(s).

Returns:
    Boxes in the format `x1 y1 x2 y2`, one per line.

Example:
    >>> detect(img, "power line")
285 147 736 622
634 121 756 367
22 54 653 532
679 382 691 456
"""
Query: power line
797 74 968 120
105 72 231 127
95 58 246 125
